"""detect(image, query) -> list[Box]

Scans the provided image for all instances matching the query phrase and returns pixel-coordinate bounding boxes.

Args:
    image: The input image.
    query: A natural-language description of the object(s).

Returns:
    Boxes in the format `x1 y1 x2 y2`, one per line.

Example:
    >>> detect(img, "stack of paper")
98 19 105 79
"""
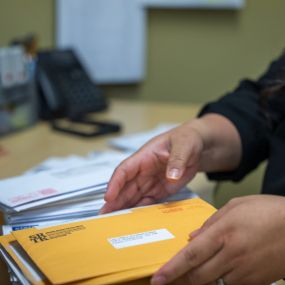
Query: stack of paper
0 198 216 285
0 151 130 228
0 150 197 232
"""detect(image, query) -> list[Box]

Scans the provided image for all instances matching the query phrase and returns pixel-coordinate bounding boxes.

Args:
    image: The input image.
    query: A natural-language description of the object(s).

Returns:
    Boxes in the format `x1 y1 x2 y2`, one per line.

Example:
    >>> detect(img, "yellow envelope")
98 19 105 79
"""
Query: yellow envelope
12 198 216 285
0 234 159 285
0 234 49 285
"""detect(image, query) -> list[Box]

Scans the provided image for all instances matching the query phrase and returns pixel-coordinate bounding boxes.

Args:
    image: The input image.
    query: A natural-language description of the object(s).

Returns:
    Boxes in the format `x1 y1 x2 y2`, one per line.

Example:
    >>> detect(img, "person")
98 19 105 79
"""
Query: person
101 51 285 285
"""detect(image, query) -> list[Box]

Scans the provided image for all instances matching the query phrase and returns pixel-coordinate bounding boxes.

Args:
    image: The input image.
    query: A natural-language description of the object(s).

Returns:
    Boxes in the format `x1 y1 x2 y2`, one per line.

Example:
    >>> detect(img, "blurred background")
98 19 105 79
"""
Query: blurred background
1 0 285 104
0 0 285 205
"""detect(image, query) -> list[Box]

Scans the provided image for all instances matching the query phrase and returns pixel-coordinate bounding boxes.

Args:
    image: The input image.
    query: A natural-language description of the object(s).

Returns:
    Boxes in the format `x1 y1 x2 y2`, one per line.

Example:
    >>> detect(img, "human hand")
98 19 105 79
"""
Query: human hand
101 120 206 213
151 195 285 285
101 113 241 214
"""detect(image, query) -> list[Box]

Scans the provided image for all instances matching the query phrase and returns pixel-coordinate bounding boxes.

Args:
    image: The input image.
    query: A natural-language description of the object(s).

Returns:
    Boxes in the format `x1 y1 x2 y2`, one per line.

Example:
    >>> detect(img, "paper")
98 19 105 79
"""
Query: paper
6 197 105 224
109 124 177 151
108 229 174 249
2 209 133 236
57 0 146 83
24 155 88 176
2 186 197 234
0 152 128 211
12 198 216 284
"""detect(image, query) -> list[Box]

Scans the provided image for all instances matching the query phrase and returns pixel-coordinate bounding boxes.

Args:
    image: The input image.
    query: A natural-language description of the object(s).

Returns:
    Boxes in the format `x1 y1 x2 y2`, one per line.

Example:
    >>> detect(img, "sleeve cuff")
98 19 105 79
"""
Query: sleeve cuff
198 89 269 181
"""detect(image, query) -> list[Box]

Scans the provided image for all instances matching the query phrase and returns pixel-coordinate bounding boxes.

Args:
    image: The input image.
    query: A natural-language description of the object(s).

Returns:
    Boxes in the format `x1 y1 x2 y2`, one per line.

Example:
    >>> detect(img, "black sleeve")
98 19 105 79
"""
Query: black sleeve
199 52 285 182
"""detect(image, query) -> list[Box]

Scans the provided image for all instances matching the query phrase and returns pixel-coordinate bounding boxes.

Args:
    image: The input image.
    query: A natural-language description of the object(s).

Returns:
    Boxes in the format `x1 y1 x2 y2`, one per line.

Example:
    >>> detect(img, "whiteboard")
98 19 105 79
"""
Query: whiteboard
56 0 245 84
57 0 146 84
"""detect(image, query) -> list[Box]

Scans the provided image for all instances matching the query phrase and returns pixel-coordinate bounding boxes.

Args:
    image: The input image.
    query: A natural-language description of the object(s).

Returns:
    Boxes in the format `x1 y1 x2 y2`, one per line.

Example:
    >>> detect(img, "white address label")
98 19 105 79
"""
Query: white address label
108 229 174 249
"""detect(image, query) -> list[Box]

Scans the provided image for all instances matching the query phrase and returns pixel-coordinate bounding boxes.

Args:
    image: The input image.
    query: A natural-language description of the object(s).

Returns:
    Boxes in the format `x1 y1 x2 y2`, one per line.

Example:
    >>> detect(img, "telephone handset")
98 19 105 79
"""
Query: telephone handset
36 49 121 137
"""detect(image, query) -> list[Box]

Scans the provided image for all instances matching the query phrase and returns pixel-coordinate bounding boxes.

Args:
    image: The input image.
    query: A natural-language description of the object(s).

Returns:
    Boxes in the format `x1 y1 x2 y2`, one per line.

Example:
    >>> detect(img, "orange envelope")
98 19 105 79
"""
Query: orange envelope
0 234 49 285
0 234 160 285
12 198 216 285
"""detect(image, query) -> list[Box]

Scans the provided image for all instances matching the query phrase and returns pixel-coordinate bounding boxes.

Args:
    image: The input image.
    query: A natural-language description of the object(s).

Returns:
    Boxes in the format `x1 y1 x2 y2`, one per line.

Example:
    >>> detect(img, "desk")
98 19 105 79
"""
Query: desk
0 99 281 285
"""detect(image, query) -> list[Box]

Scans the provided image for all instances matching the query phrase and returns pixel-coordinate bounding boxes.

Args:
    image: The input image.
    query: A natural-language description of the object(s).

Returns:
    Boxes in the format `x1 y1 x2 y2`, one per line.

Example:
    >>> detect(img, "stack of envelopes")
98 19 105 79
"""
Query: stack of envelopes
0 152 129 227
0 198 216 285
0 150 198 234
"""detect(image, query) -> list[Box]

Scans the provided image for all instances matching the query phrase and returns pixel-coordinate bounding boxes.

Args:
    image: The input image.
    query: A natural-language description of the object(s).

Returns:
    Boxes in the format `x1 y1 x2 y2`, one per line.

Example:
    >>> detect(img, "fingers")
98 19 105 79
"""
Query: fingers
189 196 251 239
103 164 165 212
151 227 224 285
171 269 222 285
135 196 157 207
104 137 165 205
171 277 216 285
188 201 235 240
104 157 139 202
101 180 141 214
180 246 231 285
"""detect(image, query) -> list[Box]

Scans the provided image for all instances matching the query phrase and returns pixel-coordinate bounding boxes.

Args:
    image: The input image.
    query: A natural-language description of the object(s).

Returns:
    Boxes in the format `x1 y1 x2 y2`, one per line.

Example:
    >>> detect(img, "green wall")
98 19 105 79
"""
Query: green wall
1 0 285 103
0 0 54 49
107 0 285 103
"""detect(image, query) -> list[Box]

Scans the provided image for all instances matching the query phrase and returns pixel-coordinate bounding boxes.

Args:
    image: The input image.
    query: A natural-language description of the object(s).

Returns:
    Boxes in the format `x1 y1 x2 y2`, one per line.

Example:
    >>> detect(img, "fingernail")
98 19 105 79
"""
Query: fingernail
151 275 167 285
167 168 182 180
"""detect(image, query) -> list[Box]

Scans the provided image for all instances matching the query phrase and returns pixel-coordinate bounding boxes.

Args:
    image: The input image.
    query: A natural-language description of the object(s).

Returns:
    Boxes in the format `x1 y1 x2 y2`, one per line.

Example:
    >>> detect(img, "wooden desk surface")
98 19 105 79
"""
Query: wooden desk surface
0 99 200 179
0 99 216 285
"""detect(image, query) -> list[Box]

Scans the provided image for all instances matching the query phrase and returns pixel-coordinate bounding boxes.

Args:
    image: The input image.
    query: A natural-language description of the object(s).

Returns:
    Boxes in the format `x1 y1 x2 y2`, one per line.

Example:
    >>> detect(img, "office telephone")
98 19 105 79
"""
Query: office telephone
36 49 121 137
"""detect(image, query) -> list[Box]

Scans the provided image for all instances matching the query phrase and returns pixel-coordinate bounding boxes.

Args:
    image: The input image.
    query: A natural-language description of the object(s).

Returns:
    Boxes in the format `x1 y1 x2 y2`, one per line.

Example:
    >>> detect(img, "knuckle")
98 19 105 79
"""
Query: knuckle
169 153 185 163
183 248 198 265
118 166 129 182
226 232 248 257
161 268 177 283
230 253 248 272
191 142 202 156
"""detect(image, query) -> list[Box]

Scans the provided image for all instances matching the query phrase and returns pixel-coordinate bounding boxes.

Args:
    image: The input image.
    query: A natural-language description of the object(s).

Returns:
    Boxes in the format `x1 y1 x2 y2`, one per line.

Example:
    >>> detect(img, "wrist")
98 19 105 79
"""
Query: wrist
186 117 216 152
190 114 242 172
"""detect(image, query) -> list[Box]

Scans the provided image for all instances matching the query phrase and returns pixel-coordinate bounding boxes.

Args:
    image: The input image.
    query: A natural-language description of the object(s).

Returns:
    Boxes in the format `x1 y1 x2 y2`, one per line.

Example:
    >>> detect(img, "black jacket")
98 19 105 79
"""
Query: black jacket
199 52 285 196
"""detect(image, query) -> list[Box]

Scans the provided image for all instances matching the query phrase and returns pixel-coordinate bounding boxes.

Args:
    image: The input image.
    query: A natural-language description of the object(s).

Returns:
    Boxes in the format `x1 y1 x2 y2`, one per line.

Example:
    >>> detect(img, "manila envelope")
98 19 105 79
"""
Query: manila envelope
0 234 159 285
12 198 216 285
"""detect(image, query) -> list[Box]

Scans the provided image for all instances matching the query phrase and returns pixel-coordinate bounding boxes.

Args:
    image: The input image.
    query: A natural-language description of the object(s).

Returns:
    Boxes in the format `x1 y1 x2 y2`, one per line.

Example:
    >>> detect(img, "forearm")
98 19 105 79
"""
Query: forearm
189 113 242 173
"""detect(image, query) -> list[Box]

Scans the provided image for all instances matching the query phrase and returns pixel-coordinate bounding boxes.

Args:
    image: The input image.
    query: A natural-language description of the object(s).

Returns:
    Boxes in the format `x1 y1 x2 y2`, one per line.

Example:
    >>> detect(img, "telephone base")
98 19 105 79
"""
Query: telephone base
50 117 121 138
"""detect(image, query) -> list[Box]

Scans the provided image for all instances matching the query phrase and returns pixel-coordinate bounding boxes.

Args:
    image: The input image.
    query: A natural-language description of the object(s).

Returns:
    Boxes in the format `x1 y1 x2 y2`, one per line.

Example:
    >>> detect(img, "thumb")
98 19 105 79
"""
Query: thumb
166 141 195 181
